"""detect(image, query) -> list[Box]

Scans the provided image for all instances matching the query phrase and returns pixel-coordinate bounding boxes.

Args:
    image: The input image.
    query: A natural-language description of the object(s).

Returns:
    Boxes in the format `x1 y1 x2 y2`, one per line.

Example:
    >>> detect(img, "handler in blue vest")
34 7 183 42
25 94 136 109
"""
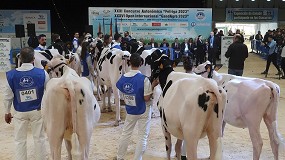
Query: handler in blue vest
114 53 159 160
4 47 49 160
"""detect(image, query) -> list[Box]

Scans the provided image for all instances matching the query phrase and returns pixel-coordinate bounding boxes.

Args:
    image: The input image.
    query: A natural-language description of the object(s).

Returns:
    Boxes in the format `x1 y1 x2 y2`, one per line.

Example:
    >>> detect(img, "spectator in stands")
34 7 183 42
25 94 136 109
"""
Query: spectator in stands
255 31 263 41
147 38 158 48
171 38 181 60
196 35 206 66
160 38 169 47
180 38 190 57
34 34 47 51
261 35 282 75
207 32 219 65
225 34 248 76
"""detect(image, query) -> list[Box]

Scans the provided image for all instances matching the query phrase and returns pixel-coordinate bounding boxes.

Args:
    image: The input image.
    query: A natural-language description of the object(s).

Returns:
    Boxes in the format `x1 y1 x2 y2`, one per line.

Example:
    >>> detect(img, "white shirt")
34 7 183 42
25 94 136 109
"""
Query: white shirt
185 43 189 52
123 70 153 106
3 63 50 114
35 44 47 50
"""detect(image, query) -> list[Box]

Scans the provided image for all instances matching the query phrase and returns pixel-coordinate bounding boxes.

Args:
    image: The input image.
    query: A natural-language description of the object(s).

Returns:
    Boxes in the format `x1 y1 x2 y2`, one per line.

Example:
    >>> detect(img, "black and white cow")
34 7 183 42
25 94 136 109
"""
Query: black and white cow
195 61 285 160
96 47 131 126
150 52 227 160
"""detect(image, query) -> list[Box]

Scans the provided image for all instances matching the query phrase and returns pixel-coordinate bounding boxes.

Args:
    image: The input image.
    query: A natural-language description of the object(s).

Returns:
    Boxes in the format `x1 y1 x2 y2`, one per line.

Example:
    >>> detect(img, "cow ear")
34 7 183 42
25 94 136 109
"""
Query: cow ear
214 64 223 71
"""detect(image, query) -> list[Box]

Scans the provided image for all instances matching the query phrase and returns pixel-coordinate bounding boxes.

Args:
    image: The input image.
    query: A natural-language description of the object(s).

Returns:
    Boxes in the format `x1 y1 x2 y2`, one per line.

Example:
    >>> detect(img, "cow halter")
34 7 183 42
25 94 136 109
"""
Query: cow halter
51 62 67 71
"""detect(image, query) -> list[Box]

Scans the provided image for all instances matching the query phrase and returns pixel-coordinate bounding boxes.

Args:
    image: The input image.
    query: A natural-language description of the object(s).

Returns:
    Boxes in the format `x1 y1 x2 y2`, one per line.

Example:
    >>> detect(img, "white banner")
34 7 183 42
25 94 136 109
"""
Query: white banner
0 38 11 72
221 36 233 67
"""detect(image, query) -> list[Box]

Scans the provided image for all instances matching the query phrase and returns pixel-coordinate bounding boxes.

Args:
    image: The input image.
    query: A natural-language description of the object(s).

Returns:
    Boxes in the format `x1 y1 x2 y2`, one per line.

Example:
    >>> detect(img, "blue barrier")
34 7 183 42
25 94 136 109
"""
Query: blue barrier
251 40 269 59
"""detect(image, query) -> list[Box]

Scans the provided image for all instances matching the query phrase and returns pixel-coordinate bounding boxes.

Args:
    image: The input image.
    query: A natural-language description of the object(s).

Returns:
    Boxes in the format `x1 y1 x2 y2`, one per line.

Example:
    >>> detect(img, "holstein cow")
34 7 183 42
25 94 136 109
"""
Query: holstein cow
17 49 63 69
139 48 164 115
42 58 101 160
96 47 131 126
195 61 285 160
150 53 227 160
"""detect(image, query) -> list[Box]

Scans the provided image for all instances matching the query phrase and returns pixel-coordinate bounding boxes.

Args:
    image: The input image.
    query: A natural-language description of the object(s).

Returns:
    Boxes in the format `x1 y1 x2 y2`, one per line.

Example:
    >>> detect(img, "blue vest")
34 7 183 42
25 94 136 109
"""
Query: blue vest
81 53 90 77
113 45 122 50
34 46 44 51
116 73 146 115
6 68 45 112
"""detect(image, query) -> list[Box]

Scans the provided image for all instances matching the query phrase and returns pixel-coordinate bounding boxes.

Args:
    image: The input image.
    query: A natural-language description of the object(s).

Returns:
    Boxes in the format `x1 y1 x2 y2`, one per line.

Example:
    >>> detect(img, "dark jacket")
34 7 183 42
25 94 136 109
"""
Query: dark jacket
160 42 169 48
147 42 158 48
196 39 206 55
207 35 219 52
225 41 248 70
171 42 181 52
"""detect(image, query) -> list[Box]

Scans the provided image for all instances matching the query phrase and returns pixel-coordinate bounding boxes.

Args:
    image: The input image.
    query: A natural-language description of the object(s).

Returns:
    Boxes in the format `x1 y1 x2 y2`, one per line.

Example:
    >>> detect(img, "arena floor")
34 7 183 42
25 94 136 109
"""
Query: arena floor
0 51 284 160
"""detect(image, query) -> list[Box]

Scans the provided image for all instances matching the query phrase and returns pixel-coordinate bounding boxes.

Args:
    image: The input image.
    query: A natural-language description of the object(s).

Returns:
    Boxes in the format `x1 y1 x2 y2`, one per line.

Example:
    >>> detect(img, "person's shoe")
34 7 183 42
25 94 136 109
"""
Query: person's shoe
281 76 285 79
275 71 282 75
261 71 268 74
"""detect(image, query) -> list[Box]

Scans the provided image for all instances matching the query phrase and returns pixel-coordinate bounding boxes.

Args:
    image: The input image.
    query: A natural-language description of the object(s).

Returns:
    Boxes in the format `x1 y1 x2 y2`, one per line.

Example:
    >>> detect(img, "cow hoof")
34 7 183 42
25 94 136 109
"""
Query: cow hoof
108 108 113 112
113 120 120 126
101 108 108 113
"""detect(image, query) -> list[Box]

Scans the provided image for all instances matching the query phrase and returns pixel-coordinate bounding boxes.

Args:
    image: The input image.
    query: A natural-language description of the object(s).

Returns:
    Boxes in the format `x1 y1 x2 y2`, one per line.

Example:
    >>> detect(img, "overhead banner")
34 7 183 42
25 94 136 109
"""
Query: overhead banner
0 10 51 48
89 7 212 42
0 38 11 72
226 8 278 22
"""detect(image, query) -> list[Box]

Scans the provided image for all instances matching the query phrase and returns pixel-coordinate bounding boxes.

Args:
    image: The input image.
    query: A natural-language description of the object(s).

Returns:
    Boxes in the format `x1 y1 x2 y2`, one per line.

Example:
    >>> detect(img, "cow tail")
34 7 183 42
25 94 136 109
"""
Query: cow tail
211 83 227 160
267 84 285 159
64 79 81 159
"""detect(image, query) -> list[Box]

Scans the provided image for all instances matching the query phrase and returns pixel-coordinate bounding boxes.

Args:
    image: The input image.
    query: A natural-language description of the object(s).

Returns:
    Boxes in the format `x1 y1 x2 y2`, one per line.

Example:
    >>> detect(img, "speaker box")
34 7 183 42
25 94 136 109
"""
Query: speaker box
15 25 25 38
85 25 93 37
27 23 36 37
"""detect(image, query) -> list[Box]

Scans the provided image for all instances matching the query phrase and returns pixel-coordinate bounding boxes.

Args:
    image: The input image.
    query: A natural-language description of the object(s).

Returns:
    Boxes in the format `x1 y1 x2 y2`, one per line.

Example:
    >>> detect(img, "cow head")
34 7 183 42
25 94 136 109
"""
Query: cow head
194 61 223 78
47 57 68 78
150 50 178 88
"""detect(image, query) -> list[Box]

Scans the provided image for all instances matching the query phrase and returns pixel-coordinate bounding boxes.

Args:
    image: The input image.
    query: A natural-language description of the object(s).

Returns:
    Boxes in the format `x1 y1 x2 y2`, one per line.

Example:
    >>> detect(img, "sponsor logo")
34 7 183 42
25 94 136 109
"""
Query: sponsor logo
38 21 46 24
152 23 161 26
91 11 99 16
196 12 205 21
38 15 45 19
19 76 34 87
142 23 148 26
103 10 110 14
25 16 36 19
191 22 196 27
123 83 134 94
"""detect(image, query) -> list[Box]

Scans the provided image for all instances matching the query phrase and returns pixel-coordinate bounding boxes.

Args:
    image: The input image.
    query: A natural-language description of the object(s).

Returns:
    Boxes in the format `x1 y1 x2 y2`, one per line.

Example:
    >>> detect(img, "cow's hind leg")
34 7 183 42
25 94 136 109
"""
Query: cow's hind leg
184 135 198 160
64 139 72 160
47 133 63 160
175 139 182 160
263 114 278 160
247 123 263 160
101 85 108 113
107 87 112 112
161 124 172 160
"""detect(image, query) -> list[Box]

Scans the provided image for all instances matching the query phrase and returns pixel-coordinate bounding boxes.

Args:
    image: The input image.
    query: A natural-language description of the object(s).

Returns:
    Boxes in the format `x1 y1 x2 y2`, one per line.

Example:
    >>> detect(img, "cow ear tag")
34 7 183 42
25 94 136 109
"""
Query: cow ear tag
45 65 49 71
159 63 163 69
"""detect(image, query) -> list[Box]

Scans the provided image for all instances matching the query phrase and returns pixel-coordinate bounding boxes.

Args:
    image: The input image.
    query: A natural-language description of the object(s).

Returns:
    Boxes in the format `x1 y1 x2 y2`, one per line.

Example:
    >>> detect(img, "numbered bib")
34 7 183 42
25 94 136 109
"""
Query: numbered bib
19 89 37 102
124 95 136 106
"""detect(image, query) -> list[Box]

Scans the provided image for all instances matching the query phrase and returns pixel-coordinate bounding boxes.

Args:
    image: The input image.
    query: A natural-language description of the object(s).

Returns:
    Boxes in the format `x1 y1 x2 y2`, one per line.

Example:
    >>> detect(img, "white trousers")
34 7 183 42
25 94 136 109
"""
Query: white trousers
117 106 152 160
13 110 47 160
